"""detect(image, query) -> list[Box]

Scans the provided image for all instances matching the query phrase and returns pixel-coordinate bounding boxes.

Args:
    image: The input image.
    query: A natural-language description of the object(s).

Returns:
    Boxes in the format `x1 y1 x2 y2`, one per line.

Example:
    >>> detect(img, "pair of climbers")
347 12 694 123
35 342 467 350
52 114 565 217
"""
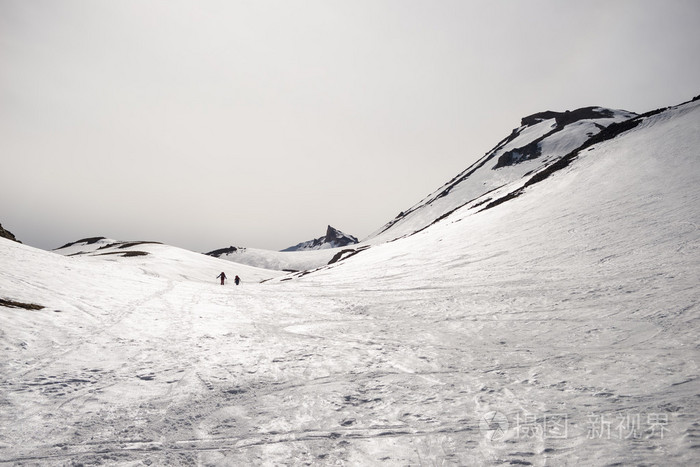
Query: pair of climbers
216 272 240 286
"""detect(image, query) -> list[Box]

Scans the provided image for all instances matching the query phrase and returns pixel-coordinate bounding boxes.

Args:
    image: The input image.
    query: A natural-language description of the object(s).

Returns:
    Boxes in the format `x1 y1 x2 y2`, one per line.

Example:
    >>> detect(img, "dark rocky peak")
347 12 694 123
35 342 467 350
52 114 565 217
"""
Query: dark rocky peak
323 225 358 247
282 225 359 252
325 225 346 241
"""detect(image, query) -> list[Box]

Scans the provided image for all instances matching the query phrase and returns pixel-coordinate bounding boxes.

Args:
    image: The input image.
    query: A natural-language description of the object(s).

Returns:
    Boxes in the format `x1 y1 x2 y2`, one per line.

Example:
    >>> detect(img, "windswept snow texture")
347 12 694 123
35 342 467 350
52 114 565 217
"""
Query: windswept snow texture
366 106 637 244
1 100 700 466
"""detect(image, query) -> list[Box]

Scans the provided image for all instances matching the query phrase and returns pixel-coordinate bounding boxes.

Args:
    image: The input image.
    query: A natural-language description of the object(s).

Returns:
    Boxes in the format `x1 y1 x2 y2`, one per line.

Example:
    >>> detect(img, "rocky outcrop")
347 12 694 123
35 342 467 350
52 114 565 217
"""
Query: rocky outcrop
520 106 614 127
206 246 239 257
0 223 21 243
494 107 620 169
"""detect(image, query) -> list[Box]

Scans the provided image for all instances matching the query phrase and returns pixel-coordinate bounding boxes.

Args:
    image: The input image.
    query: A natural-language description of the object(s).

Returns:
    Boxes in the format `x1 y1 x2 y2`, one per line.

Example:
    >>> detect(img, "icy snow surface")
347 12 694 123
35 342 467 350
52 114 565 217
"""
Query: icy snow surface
1 101 699 465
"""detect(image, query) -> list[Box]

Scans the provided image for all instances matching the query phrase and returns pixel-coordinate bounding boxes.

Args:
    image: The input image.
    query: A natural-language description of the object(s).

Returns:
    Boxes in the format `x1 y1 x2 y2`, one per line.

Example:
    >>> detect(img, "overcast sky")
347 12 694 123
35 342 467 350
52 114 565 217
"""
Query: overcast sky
2 0 699 252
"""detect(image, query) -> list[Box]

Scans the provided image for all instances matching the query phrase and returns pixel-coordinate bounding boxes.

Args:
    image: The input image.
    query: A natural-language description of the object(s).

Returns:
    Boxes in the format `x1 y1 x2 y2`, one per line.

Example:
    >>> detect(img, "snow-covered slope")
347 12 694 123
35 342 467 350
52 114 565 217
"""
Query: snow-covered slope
1 98 698 466
366 106 637 244
50 236 284 283
282 225 359 252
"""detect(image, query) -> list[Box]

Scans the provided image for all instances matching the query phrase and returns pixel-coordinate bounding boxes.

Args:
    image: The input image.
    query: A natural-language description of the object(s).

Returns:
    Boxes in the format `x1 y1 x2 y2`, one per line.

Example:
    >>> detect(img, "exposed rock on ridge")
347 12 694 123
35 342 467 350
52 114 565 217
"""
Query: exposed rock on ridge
206 246 239 258
0 223 21 243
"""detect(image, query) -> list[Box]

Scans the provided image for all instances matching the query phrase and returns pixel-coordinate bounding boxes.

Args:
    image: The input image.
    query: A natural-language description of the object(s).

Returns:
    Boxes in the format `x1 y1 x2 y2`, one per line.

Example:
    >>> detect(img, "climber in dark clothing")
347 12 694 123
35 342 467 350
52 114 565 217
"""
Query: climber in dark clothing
234 275 241 285
217 272 227 285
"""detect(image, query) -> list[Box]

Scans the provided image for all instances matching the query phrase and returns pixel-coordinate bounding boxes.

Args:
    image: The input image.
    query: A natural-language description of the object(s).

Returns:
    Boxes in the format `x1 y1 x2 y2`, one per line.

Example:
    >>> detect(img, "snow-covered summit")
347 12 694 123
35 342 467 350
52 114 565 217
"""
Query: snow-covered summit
365 105 637 243
281 225 358 252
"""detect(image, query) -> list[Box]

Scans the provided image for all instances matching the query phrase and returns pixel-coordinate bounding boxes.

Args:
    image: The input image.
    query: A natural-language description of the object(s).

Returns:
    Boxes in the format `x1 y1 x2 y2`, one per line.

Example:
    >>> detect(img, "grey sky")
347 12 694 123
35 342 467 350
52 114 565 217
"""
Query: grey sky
2 0 699 252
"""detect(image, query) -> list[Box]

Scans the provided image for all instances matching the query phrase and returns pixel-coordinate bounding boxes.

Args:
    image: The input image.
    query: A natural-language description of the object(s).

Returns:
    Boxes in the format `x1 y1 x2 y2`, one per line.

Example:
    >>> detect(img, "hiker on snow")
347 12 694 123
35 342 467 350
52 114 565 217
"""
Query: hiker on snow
234 275 241 285
217 272 227 285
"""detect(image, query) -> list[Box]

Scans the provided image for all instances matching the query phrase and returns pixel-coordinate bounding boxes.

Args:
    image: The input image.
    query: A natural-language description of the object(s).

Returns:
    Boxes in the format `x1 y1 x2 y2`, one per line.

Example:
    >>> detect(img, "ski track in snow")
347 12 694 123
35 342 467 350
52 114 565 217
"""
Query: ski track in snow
1 101 699 465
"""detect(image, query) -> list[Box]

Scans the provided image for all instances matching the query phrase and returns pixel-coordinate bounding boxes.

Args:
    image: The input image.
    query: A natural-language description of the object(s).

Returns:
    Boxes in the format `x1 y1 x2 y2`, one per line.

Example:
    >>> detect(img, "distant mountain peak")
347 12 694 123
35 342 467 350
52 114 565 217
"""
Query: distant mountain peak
282 225 359 252
324 225 349 242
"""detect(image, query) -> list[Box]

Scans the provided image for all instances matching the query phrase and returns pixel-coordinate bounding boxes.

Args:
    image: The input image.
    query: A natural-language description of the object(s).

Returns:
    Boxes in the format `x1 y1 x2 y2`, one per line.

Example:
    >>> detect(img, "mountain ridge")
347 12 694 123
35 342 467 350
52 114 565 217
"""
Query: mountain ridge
281 225 359 252
364 105 638 244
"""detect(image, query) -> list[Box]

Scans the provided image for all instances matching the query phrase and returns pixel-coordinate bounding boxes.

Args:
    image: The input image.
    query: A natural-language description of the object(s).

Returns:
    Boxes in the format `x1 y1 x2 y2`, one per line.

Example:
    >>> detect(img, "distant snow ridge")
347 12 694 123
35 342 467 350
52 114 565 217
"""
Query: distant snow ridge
365 106 638 243
53 237 162 257
205 246 240 258
282 225 358 252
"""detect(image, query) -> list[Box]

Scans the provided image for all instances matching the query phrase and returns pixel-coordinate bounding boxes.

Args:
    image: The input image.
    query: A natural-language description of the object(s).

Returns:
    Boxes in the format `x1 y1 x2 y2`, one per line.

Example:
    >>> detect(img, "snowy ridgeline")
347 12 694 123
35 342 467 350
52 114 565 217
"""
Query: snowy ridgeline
281 225 359 252
364 106 638 244
0 99 699 465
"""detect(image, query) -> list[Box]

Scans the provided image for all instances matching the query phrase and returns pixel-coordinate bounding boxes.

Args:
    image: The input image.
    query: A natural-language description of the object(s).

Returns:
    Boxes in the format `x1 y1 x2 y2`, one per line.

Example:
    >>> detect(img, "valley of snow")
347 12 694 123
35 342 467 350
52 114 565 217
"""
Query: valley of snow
206 225 361 272
206 246 343 273
1 101 699 465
